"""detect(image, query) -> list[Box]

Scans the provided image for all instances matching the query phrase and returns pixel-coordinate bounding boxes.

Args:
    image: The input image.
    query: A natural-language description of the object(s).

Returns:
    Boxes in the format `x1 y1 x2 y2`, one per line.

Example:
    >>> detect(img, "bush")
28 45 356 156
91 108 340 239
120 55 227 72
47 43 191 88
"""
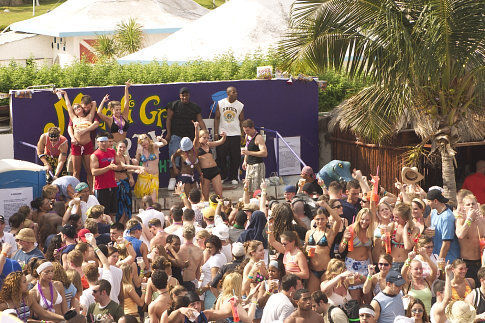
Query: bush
0 53 364 111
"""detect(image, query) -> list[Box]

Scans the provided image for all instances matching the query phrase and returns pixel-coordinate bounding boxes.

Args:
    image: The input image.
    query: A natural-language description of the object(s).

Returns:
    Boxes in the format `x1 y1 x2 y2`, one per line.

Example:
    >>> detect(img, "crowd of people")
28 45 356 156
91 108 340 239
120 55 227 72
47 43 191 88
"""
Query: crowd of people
4 83 483 323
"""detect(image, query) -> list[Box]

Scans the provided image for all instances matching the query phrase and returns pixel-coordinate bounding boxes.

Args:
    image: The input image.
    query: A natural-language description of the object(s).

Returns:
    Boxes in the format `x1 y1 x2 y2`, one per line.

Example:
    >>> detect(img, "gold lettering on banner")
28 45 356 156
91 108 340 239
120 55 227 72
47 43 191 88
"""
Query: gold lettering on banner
43 93 84 134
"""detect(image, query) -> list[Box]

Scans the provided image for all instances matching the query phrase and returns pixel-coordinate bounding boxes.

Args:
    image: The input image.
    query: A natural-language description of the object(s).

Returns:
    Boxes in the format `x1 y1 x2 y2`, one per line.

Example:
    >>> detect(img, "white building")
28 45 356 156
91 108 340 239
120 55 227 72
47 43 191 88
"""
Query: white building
118 0 294 64
0 0 209 66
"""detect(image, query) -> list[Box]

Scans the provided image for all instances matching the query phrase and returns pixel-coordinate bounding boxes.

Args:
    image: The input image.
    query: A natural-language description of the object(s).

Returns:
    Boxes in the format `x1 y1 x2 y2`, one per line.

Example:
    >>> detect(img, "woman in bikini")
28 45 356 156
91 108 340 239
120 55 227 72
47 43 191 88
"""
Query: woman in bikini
450 259 475 301
372 201 393 263
60 90 97 188
242 240 268 295
29 261 67 317
339 208 374 303
171 121 201 195
412 198 429 234
97 80 132 144
0 271 65 322
304 203 342 292
268 230 309 280
384 203 420 273
195 127 227 201
133 134 167 201
363 253 393 298
402 248 438 314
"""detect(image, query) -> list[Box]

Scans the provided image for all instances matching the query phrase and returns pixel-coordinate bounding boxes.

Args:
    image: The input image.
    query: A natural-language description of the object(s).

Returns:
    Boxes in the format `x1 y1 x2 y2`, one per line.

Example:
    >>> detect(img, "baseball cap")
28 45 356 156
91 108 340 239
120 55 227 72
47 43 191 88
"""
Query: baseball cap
77 228 91 242
232 242 245 257
427 189 449 203
302 182 316 194
179 87 190 94
253 189 262 198
0 215 4 224
284 185 296 193
180 137 193 151
386 270 406 287
212 224 229 241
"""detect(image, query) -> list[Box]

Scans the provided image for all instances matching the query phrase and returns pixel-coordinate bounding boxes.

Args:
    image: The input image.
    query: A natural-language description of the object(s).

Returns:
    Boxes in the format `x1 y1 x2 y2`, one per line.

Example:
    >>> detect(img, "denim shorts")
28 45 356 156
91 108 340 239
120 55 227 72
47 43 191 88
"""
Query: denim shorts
168 135 182 167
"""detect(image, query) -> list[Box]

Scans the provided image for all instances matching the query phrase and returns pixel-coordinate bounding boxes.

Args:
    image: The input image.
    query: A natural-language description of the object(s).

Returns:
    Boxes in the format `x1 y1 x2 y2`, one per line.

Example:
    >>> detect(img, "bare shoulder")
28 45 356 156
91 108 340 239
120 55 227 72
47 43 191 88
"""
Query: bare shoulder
312 311 324 322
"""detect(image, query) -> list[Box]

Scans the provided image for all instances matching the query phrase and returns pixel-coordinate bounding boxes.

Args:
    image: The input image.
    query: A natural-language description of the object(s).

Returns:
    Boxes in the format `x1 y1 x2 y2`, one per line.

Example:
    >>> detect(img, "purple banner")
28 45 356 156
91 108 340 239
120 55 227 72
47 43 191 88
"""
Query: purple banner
12 79 319 186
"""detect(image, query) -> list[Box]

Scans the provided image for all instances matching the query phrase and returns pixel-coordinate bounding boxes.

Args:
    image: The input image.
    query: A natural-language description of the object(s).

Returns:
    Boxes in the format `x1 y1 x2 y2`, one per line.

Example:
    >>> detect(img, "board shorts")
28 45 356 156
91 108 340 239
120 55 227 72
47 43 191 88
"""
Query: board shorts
71 141 94 156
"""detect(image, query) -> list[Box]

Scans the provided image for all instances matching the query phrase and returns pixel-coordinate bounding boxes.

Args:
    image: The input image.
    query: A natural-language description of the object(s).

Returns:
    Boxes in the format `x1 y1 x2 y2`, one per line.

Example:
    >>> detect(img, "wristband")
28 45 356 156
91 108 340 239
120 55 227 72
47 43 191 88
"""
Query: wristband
404 258 411 266
94 248 100 252
179 193 186 199
251 300 258 304
248 275 254 280
341 240 348 245
38 154 46 159
367 275 372 280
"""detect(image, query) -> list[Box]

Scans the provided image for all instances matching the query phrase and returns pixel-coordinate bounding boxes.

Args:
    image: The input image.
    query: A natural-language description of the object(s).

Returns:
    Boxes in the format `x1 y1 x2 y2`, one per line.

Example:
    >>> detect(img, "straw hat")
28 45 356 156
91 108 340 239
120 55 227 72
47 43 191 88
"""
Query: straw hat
446 300 476 323
401 167 424 184
15 228 36 243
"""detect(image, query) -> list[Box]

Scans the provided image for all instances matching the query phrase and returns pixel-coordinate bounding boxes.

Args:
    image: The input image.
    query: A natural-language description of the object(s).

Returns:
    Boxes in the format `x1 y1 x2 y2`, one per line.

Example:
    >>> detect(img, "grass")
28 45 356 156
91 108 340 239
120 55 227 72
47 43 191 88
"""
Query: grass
0 0 66 30
0 0 223 31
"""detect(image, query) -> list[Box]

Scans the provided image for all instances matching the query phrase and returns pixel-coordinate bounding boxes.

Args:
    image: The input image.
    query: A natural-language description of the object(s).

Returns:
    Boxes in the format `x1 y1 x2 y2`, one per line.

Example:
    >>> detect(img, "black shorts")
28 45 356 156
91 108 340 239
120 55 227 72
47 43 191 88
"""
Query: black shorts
95 187 118 214
201 166 220 181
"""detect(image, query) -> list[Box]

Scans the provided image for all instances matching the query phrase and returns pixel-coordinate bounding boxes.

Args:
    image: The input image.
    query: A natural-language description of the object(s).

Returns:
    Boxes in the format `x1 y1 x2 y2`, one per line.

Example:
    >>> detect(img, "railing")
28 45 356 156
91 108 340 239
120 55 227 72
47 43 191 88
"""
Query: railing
19 141 39 164
257 127 307 176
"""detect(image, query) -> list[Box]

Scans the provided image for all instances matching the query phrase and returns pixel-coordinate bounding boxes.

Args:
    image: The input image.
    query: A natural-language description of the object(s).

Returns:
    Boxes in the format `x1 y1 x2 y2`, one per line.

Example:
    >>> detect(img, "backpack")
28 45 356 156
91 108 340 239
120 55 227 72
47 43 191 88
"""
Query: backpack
327 300 360 323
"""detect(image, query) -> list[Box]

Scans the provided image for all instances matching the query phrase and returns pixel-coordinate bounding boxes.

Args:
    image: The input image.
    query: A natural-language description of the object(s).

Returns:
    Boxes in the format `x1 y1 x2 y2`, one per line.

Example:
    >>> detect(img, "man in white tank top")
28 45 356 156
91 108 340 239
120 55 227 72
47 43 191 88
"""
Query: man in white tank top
214 86 245 185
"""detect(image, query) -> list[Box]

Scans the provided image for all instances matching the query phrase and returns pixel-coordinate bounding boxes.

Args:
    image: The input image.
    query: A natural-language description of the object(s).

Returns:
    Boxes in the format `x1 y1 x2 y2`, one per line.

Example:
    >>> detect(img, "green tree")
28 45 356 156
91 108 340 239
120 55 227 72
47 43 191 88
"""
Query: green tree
115 18 144 56
279 0 485 203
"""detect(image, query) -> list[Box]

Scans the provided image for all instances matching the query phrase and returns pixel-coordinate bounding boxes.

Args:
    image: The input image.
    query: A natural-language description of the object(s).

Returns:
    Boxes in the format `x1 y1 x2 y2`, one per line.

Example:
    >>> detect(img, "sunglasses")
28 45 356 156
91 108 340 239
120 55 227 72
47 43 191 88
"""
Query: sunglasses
411 308 424 314
92 289 100 294
332 205 343 209
282 242 292 246
378 263 390 267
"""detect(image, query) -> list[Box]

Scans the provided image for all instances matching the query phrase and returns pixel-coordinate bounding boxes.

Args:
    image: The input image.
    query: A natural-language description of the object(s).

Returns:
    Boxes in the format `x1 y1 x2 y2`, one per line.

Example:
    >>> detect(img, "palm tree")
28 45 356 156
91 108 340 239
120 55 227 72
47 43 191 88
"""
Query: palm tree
279 0 485 203
115 18 144 56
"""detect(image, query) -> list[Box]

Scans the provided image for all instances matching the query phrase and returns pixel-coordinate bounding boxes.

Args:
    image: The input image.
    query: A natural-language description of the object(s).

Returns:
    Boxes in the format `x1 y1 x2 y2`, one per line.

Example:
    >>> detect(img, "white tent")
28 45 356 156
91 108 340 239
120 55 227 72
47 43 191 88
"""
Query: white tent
8 0 209 37
118 0 294 64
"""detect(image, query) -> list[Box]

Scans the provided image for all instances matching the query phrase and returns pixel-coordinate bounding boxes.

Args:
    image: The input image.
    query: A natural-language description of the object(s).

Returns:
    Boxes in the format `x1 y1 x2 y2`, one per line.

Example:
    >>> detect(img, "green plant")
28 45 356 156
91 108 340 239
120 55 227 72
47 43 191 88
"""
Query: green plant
115 18 143 56
93 35 118 61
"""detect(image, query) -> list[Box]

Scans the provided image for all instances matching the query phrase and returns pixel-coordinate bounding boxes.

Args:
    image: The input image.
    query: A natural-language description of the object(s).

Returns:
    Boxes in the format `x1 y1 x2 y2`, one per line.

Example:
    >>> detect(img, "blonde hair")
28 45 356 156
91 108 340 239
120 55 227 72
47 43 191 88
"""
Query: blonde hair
221 272 243 300
353 208 373 240
394 203 415 231
199 129 209 137
324 259 346 281
108 101 121 110
121 263 133 285
138 134 154 154
66 269 82 297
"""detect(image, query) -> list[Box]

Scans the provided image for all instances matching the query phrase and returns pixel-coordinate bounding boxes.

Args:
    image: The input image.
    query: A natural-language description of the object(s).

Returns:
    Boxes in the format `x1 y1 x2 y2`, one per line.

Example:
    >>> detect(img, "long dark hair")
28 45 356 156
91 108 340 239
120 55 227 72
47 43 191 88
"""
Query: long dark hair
405 298 429 322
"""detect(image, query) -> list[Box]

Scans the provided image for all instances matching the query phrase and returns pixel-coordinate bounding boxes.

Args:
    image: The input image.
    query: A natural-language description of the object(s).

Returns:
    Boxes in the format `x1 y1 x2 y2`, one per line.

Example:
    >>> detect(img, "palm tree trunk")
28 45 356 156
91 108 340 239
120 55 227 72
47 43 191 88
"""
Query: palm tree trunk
441 149 457 206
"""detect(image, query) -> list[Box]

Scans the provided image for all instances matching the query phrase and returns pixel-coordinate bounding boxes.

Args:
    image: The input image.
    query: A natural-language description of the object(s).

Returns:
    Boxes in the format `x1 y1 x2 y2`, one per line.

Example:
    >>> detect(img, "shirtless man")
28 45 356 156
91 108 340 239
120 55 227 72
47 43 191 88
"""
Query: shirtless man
284 289 324 323
179 224 203 291
148 270 171 323
455 193 484 285
61 90 99 191
36 126 68 181
148 218 168 249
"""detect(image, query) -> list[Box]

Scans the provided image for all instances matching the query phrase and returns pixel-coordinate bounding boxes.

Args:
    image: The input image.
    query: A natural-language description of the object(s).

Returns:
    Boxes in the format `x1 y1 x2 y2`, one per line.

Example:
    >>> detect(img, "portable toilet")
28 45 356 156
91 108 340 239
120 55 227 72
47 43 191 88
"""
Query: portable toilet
0 159 46 229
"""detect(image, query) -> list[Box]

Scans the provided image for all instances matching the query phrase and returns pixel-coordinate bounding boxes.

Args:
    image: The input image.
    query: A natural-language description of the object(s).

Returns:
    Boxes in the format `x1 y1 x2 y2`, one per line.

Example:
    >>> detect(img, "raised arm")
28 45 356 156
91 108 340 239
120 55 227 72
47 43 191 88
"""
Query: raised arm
60 90 76 120
214 105 221 138
267 225 285 254
97 94 112 124
192 121 200 149
209 132 227 148
259 180 268 215
123 80 131 120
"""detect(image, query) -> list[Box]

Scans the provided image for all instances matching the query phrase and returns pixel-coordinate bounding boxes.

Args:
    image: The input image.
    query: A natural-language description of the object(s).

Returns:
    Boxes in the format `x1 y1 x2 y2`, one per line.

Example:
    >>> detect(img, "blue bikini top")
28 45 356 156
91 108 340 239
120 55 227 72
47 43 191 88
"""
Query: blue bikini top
140 153 157 163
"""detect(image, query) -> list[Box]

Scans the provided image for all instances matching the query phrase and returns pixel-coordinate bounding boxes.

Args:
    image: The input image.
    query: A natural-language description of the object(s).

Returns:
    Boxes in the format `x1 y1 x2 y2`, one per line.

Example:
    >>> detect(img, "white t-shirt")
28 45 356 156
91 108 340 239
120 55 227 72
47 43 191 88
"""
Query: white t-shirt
199 253 227 287
138 209 165 227
221 243 232 264
260 292 295 323
81 195 100 224
0 232 17 256
99 265 123 304
218 98 244 136
80 286 95 313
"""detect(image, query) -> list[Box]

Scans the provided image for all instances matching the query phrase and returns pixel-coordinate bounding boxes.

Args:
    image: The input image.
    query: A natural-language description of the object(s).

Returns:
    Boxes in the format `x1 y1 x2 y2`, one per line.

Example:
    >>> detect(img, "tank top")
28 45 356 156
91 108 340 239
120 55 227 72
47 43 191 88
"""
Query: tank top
93 148 117 190
125 236 142 258
283 251 301 273
473 288 485 322
373 292 405 323
407 281 432 313
123 285 139 315
218 98 244 136
44 134 67 157
246 133 263 165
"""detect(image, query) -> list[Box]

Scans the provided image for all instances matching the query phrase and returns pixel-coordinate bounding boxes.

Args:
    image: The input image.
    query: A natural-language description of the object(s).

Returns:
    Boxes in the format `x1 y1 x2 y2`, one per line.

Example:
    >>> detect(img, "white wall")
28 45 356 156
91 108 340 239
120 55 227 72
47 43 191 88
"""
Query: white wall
0 134 14 159
0 35 53 66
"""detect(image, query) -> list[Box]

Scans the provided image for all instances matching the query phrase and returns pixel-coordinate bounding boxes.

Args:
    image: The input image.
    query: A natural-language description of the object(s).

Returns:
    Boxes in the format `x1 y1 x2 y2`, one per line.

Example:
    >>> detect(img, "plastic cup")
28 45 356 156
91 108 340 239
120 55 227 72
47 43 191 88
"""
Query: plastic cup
348 274 355 285
308 246 316 258
141 282 147 291
437 258 445 270
137 257 144 264
84 233 93 241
